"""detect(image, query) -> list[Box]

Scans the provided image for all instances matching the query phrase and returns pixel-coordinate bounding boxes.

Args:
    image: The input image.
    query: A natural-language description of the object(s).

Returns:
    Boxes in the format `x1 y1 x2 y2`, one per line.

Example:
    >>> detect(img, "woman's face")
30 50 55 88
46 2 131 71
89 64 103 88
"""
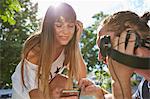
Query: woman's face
54 16 75 46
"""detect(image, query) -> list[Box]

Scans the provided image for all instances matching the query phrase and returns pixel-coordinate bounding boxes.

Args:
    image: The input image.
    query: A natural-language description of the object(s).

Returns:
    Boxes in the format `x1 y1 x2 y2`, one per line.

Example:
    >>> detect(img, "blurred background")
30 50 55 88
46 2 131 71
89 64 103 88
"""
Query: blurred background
0 0 149 98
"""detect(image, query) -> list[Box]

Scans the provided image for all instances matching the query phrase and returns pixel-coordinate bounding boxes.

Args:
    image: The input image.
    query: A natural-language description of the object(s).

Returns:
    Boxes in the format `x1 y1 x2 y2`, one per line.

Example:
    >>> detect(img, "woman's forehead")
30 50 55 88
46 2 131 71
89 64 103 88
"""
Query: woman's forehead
55 16 75 23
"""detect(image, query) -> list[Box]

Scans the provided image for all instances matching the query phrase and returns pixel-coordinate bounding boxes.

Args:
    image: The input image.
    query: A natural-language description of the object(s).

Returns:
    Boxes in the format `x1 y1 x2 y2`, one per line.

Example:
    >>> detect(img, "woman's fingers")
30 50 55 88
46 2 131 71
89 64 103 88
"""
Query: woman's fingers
75 20 83 42
76 20 83 28
60 96 78 99
76 20 83 33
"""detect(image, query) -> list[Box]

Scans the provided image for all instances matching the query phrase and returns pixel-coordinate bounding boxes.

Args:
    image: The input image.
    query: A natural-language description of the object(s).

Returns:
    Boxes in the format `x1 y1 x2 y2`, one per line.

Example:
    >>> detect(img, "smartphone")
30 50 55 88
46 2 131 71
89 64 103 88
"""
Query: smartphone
60 89 80 97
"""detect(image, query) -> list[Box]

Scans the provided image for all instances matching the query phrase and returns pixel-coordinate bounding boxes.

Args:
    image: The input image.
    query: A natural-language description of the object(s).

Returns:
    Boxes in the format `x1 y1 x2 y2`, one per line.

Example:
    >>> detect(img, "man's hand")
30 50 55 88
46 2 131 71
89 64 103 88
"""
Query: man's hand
108 30 136 99
78 78 105 99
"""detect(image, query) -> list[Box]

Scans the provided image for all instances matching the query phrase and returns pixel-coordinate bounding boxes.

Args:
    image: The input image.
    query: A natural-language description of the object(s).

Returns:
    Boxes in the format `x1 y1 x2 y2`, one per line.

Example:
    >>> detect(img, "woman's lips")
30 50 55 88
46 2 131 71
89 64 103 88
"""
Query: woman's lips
59 36 69 40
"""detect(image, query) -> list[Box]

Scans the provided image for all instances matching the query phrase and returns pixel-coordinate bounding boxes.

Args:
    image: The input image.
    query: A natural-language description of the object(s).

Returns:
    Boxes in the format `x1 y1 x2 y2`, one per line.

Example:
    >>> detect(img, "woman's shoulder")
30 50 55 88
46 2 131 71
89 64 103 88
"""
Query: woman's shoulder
26 45 40 65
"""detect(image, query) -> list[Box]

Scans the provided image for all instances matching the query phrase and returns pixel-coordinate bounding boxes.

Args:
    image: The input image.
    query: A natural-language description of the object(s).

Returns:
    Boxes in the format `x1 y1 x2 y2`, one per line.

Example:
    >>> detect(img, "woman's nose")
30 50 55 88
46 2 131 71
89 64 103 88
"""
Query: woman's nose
61 25 68 34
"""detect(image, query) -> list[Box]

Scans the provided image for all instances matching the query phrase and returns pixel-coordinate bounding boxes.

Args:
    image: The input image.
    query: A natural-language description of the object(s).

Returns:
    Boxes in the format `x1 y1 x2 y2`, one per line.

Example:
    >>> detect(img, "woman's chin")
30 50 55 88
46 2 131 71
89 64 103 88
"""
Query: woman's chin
59 41 69 46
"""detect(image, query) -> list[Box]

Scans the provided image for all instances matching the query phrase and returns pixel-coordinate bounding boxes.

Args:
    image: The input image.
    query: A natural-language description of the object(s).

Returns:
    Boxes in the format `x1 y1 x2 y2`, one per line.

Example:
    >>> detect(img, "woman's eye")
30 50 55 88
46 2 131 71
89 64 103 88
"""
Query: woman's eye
56 24 62 27
68 25 74 28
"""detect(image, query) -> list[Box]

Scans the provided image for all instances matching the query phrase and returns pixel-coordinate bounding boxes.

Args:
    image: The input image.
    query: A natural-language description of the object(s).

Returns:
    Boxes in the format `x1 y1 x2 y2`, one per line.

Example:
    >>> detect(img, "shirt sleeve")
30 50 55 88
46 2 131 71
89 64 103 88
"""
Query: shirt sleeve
24 60 38 92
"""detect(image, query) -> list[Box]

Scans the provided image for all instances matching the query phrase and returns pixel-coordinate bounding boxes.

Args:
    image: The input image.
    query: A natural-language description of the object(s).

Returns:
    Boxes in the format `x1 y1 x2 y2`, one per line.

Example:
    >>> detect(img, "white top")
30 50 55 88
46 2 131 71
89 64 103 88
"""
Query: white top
11 50 65 99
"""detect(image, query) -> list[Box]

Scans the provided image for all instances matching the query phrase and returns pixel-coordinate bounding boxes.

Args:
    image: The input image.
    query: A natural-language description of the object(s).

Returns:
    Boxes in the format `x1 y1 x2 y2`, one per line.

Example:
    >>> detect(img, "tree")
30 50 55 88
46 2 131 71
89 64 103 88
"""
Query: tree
0 0 21 25
81 12 108 72
80 12 111 90
0 0 39 87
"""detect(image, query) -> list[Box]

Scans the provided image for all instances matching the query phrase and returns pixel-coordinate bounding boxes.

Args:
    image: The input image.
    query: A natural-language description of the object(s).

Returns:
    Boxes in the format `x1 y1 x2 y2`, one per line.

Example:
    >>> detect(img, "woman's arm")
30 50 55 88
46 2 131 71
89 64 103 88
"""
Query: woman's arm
75 20 86 78
27 47 42 99
78 49 87 78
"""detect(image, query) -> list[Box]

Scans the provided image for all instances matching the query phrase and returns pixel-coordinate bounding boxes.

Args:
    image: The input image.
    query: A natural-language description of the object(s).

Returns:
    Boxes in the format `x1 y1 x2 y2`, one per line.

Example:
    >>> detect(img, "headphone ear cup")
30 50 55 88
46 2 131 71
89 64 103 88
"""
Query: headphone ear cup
99 35 111 58
100 37 107 58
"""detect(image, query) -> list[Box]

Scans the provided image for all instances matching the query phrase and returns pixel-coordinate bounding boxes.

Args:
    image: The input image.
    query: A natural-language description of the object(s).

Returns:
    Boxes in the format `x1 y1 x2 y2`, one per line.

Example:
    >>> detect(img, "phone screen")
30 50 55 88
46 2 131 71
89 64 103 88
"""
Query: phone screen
60 89 80 97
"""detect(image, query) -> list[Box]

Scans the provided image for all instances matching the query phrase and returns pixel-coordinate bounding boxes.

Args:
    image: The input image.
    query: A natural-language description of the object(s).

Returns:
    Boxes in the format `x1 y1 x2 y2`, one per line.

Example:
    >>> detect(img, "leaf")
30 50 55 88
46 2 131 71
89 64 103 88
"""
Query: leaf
5 10 11 17
12 0 21 12
8 16 16 25
1 15 8 22
0 9 2 14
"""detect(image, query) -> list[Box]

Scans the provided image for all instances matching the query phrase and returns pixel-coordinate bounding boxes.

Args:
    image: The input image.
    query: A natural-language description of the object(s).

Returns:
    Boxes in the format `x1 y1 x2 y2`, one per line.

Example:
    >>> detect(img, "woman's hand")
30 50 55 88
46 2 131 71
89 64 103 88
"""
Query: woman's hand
78 78 105 99
51 88 78 99
60 96 78 99
75 20 83 42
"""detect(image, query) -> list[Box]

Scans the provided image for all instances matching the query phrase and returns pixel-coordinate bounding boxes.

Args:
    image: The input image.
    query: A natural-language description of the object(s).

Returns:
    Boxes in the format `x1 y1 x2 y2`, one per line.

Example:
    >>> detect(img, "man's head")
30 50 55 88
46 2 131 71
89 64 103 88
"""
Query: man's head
97 11 150 61
97 11 150 80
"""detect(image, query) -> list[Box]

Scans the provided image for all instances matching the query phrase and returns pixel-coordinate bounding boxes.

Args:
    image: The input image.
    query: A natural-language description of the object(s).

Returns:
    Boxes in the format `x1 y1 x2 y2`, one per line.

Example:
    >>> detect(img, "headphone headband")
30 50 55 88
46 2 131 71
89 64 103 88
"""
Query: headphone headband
99 34 150 69
110 49 150 69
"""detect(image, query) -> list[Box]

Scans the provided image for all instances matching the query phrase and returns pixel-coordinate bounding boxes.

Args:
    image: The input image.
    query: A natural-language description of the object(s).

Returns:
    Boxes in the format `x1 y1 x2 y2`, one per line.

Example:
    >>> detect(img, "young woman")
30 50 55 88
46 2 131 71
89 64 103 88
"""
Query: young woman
79 11 150 99
11 2 86 99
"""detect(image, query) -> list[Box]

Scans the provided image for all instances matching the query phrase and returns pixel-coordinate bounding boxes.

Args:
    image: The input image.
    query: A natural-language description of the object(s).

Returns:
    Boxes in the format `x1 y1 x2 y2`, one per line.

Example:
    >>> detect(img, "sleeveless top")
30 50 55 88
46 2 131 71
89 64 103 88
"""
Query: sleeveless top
11 50 65 99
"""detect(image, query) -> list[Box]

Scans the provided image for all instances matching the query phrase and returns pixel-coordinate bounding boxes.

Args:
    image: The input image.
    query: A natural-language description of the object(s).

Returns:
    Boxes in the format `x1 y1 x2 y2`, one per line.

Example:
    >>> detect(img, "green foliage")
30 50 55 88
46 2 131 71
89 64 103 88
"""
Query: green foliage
0 0 21 25
94 65 111 91
80 12 111 91
81 12 108 72
0 0 39 87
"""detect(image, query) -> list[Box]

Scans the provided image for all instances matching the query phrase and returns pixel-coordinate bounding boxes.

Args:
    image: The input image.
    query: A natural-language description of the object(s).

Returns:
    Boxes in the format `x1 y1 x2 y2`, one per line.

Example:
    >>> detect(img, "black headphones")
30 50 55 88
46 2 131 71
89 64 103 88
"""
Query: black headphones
99 31 150 69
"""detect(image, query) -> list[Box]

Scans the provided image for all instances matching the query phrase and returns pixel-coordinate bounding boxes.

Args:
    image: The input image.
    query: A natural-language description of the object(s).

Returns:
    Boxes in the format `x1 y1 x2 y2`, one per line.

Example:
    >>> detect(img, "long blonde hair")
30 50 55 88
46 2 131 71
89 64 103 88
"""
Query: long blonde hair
21 2 81 98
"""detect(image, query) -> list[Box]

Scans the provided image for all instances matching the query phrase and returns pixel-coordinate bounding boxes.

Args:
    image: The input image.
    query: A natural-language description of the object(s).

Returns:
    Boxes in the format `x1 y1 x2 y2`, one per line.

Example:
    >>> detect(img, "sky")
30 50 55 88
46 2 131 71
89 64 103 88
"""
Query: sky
31 0 150 28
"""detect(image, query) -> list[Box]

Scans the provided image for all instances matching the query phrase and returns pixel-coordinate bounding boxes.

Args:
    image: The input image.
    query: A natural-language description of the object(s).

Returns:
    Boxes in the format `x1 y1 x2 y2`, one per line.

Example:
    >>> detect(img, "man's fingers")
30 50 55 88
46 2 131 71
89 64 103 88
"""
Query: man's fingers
78 78 85 87
78 78 94 92
118 31 127 53
126 33 136 55
113 37 119 50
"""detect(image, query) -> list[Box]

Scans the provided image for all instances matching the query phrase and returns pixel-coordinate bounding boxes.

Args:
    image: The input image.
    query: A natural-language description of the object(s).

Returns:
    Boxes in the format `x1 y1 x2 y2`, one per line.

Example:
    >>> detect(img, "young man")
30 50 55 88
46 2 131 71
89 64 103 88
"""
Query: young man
79 11 150 99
